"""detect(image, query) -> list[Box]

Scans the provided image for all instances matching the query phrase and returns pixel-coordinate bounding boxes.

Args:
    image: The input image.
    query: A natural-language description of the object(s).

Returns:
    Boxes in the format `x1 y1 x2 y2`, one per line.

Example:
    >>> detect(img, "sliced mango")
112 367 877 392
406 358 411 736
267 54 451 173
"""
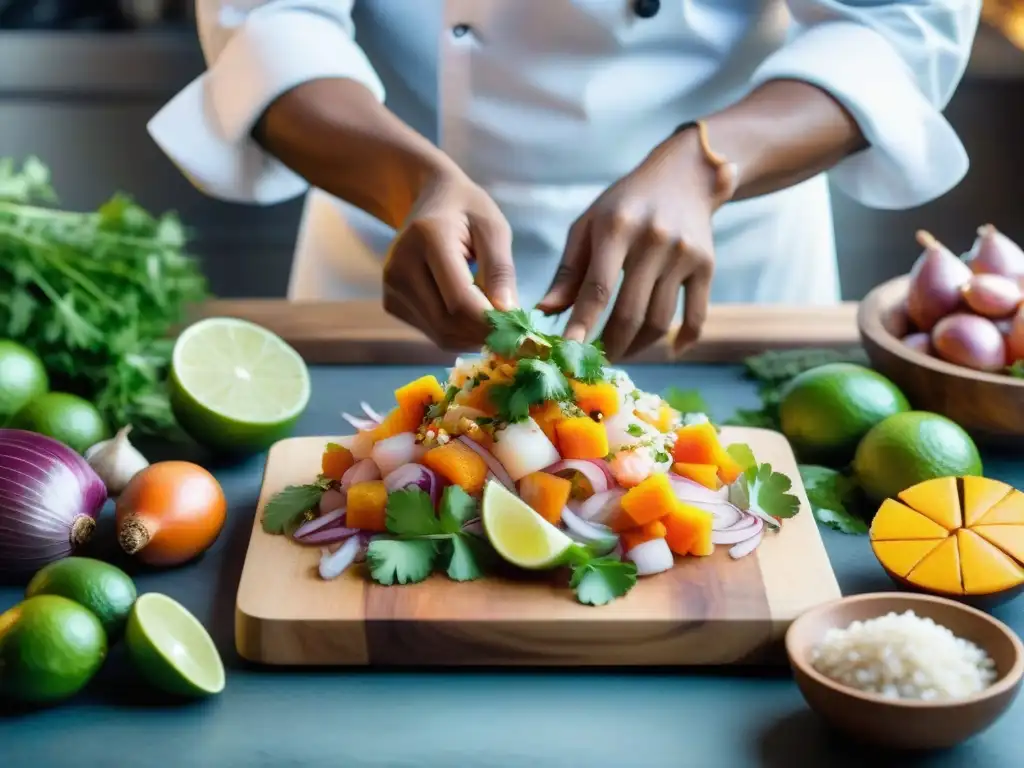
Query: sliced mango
871 539 946 578
972 525 1024 566
975 489 1024 526
869 498 950 541
962 476 1013 527
957 529 1024 594
897 477 961 531
906 536 962 595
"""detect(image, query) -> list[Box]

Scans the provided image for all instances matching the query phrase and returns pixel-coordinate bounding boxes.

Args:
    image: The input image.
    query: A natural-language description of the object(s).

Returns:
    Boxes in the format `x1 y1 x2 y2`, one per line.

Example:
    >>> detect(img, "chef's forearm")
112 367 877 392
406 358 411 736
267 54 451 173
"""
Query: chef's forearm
254 78 457 229
697 79 868 202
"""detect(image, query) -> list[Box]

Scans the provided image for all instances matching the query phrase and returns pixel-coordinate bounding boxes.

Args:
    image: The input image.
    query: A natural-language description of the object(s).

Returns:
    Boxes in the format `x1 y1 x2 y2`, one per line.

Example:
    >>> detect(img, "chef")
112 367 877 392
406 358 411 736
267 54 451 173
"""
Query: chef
148 0 980 359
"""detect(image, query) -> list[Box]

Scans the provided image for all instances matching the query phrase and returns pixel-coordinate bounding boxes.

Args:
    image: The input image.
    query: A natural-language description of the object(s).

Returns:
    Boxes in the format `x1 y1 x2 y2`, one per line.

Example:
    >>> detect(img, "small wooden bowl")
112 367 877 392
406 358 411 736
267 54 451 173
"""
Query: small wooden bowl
786 592 1023 750
858 275 1024 447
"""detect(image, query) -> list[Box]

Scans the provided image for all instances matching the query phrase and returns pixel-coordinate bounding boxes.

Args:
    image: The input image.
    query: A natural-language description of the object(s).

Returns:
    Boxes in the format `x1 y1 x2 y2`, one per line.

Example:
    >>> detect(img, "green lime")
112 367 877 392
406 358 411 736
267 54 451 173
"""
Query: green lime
0 340 48 422
10 392 108 454
778 363 910 464
482 480 585 570
26 557 137 641
124 593 225 697
0 595 107 704
169 317 310 454
853 411 983 503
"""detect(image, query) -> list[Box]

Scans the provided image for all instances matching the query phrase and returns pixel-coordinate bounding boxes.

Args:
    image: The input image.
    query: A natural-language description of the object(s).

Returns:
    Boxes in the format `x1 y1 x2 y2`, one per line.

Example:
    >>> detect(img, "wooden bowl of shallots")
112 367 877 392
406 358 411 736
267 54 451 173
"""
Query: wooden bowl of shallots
859 225 1024 447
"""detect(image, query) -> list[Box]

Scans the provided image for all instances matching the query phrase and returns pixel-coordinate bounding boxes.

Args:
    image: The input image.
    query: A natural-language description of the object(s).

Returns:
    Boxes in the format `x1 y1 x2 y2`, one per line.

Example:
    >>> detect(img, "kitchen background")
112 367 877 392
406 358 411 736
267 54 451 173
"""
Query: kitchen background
1 0 1023 301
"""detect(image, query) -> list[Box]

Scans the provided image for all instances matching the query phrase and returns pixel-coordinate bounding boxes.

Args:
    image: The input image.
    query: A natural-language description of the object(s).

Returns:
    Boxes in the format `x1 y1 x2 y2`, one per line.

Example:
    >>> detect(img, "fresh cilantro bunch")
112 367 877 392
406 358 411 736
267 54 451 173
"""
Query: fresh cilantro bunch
729 462 801 527
367 486 495 583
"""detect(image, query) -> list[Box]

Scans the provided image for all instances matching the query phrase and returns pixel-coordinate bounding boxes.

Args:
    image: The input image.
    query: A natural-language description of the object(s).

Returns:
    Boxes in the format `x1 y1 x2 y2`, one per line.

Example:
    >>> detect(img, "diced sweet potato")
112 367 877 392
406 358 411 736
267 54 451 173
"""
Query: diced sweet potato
394 375 445 420
672 423 742 485
671 462 721 490
570 380 619 419
663 502 714 557
346 480 388 531
423 440 489 494
620 520 668 553
321 443 355 481
636 405 675 433
372 406 423 441
556 417 609 460
529 401 565 452
620 474 677 528
519 471 572 525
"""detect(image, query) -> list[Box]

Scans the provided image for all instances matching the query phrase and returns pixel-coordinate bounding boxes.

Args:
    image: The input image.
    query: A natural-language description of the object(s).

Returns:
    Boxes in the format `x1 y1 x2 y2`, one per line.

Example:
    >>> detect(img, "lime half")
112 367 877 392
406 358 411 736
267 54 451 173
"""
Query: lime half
125 593 225 697
482 480 584 570
169 317 310 454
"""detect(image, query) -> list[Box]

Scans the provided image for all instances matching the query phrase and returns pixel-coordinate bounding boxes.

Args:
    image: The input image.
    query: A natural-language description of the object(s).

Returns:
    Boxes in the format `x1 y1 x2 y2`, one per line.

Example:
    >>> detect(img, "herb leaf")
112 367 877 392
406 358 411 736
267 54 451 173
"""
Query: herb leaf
663 386 710 415
386 488 442 536
484 308 550 357
445 534 490 581
799 464 868 535
262 480 330 534
570 556 638 606
366 539 438 585
732 463 801 524
725 443 757 473
489 358 571 422
439 485 478 533
552 340 606 383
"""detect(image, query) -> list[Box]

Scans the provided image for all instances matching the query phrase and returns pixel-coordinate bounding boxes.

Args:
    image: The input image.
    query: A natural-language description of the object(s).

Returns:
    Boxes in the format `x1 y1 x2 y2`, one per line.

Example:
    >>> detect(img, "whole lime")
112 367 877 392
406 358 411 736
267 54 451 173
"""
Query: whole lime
778 363 910 464
10 392 108 454
0 595 107 704
0 340 48 422
853 411 983 503
26 557 137 640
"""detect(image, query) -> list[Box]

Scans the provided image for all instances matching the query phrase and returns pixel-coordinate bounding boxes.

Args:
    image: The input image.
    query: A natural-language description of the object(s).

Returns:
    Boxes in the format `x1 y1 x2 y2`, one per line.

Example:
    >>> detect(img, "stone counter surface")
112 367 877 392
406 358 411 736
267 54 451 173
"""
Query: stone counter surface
2 365 1022 768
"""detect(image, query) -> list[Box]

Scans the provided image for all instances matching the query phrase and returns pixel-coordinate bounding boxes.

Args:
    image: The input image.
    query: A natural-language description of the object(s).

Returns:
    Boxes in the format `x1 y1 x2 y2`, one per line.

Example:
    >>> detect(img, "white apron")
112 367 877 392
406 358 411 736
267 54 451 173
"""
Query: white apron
150 0 977 318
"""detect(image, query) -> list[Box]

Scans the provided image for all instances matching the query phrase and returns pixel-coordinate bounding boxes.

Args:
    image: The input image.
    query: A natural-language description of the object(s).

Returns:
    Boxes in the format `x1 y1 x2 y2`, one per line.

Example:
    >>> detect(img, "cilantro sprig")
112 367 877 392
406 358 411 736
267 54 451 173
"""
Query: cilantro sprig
570 555 638 606
799 465 869 535
728 462 801 528
366 486 495 584
261 475 333 534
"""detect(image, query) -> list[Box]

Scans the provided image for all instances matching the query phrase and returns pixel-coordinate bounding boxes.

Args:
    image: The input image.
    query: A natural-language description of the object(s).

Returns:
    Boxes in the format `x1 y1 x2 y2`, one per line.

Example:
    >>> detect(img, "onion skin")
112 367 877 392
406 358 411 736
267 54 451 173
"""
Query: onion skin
0 429 107 576
961 273 1022 319
965 224 1024 277
115 461 226 567
901 333 932 355
931 314 1007 372
1007 307 1024 363
906 230 972 332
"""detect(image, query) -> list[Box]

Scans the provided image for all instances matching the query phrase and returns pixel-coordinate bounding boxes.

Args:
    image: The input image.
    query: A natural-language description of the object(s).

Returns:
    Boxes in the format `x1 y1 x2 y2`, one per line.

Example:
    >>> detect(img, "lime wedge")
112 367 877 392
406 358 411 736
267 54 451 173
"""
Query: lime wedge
482 480 584 570
125 593 225 697
169 317 310 454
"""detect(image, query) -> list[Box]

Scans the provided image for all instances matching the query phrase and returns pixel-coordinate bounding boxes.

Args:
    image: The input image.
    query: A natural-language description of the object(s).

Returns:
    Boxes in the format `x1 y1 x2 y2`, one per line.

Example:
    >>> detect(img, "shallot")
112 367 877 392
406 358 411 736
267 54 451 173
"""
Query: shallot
901 333 932 355
961 273 1022 318
905 230 972 332
1007 306 1024 363
965 224 1024 277
931 313 1007 372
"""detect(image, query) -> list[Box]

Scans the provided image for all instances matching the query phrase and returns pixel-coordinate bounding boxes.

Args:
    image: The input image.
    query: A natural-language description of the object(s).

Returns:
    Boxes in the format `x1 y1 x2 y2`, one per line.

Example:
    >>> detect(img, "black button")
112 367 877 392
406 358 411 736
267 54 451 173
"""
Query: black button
633 0 660 19
453 23 471 37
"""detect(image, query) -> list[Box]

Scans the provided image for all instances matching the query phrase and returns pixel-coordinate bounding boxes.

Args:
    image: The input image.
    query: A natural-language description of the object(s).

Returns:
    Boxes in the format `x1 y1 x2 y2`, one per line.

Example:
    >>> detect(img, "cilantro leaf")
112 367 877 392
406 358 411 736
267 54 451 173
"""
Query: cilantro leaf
487 382 534 422
1008 361 1024 379
569 556 638 606
366 539 438 585
731 463 801 526
725 443 757 473
552 339 606 383
489 358 571 422
663 386 710 415
484 309 550 357
261 479 330 534
445 534 492 581
626 423 645 437
386 488 443 536
799 464 868 535
439 485 478 533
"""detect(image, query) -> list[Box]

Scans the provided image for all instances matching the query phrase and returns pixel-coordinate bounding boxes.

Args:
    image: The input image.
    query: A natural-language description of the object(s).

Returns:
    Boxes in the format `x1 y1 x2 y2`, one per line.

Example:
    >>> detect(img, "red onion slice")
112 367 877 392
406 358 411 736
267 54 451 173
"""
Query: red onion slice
626 538 674 576
544 459 610 496
319 534 361 579
457 436 516 491
384 463 441 506
341 458 382 490
294 506 347 538
318 488 346 515
342 413 376 431
361 402 384 423
576 489 625 524
300 525 361 545
711 517 763 545
729 531 763 559
372 432 424 477
561 507 618 544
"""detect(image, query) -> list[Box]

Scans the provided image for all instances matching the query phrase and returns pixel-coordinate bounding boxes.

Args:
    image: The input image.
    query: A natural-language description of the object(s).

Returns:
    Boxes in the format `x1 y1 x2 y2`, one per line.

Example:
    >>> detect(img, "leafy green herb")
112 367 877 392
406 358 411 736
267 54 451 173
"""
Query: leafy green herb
262 476 332 534
626 423 645 437
489 358 571 422
654 450 670 464
799 464 868 535
0 157 208 439
570 556 638 606
485 308 551 357
1008 361 1024 379
663 386 710 415
731 463 800 525
366 486 494 585
725 443 757 473
551 339 606 383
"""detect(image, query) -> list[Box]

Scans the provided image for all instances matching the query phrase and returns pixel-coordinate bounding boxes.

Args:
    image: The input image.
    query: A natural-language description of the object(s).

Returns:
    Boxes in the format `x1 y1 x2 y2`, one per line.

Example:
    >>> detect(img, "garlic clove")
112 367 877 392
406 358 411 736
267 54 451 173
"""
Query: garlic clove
85 425 150 496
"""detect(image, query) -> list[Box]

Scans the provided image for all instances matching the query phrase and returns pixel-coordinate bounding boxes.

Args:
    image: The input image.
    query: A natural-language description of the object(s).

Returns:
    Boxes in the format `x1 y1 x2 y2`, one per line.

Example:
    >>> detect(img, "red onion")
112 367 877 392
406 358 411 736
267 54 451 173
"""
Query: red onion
384 463 441 505
668 475 745 529
711 516 763 545
294 507 347 538
577 489 625 524
318 488 346 515
544 460 610 495
561 507 618 554
361 402 385 423
299 525 360 545
729 532 763 559
319 534 362 580
372 432 424 477
341 458 381 490
0 429 108 575
457 436 515 491
342 413 376 431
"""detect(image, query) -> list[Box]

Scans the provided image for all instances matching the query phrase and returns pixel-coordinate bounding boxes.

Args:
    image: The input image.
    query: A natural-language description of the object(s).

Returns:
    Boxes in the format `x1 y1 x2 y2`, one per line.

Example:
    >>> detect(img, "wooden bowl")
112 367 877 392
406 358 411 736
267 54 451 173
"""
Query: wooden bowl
858 275 1024 447
786 592 1023 750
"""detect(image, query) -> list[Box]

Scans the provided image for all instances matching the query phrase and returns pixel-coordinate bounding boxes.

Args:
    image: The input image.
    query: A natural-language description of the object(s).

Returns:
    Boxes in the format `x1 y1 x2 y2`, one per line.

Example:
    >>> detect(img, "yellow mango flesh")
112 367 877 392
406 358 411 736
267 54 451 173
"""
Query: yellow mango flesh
897 477 961 531
972 525 1024 567
872 539 946 578
962 476 1013 527
976 489 1024 526
906 536 962 595
957 529 1024 593
870 498 949 541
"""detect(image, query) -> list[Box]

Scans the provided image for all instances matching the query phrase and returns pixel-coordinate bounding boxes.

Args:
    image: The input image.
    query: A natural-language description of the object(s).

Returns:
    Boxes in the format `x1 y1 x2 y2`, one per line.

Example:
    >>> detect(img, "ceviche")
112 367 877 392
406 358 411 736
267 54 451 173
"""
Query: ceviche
262 310 800 606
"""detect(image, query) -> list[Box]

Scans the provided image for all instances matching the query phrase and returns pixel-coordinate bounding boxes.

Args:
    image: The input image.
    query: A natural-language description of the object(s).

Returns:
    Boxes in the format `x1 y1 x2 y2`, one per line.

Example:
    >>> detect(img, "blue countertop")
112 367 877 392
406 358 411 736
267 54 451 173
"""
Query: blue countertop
2 364 1022 768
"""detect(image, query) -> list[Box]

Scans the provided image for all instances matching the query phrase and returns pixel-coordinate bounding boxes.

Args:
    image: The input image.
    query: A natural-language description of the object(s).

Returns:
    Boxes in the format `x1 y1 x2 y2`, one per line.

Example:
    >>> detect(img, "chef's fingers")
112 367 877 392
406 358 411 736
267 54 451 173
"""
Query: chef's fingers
470 215 518 310
674 254 713 353
562 228 629 343
599 242 666 361
624 263 685 359
536 219 590 315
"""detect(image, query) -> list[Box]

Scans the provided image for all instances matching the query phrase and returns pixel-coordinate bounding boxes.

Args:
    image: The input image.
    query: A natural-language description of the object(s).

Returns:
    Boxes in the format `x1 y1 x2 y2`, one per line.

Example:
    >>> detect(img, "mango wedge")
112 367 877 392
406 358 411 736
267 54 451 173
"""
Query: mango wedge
962 476 1013 527
976 489 1024 526
870 498 949 541
957 529 1024 594
871 539 946 578
897 477 961 530
906 536 962 595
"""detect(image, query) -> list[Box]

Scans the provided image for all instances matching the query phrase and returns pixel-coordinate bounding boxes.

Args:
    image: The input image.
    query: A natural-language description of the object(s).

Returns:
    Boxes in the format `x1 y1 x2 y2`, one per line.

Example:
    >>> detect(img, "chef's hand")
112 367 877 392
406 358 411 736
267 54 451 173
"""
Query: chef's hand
384 168 517 351
537 129 737 361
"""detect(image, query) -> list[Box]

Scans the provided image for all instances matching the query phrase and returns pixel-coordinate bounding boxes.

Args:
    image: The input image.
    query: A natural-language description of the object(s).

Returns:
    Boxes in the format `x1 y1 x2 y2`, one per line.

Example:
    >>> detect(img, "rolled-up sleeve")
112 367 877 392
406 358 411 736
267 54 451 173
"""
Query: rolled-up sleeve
147 1 385 204
749 1 981 210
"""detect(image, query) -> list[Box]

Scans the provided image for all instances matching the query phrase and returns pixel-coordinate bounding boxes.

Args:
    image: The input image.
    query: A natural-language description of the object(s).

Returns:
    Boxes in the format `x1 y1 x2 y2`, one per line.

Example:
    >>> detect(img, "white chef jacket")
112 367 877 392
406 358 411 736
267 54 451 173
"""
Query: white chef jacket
149 0 979 320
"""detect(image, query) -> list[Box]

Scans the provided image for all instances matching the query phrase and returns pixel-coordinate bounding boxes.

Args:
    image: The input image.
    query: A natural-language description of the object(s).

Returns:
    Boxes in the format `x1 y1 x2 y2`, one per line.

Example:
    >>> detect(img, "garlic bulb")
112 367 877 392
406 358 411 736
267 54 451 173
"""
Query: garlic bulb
84 425 149 495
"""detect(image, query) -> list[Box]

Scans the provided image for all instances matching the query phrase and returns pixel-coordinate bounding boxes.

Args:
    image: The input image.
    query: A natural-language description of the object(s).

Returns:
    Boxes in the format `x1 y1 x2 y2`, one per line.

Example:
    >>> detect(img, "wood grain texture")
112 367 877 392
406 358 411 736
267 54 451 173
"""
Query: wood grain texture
192 299 860 365
235 427 841 666
858 276 1024 447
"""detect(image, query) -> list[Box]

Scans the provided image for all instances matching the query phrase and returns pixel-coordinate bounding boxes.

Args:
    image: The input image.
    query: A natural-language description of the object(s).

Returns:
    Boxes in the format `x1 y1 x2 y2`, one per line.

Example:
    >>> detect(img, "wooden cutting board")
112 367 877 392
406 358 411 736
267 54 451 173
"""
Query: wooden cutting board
235 427 841 666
